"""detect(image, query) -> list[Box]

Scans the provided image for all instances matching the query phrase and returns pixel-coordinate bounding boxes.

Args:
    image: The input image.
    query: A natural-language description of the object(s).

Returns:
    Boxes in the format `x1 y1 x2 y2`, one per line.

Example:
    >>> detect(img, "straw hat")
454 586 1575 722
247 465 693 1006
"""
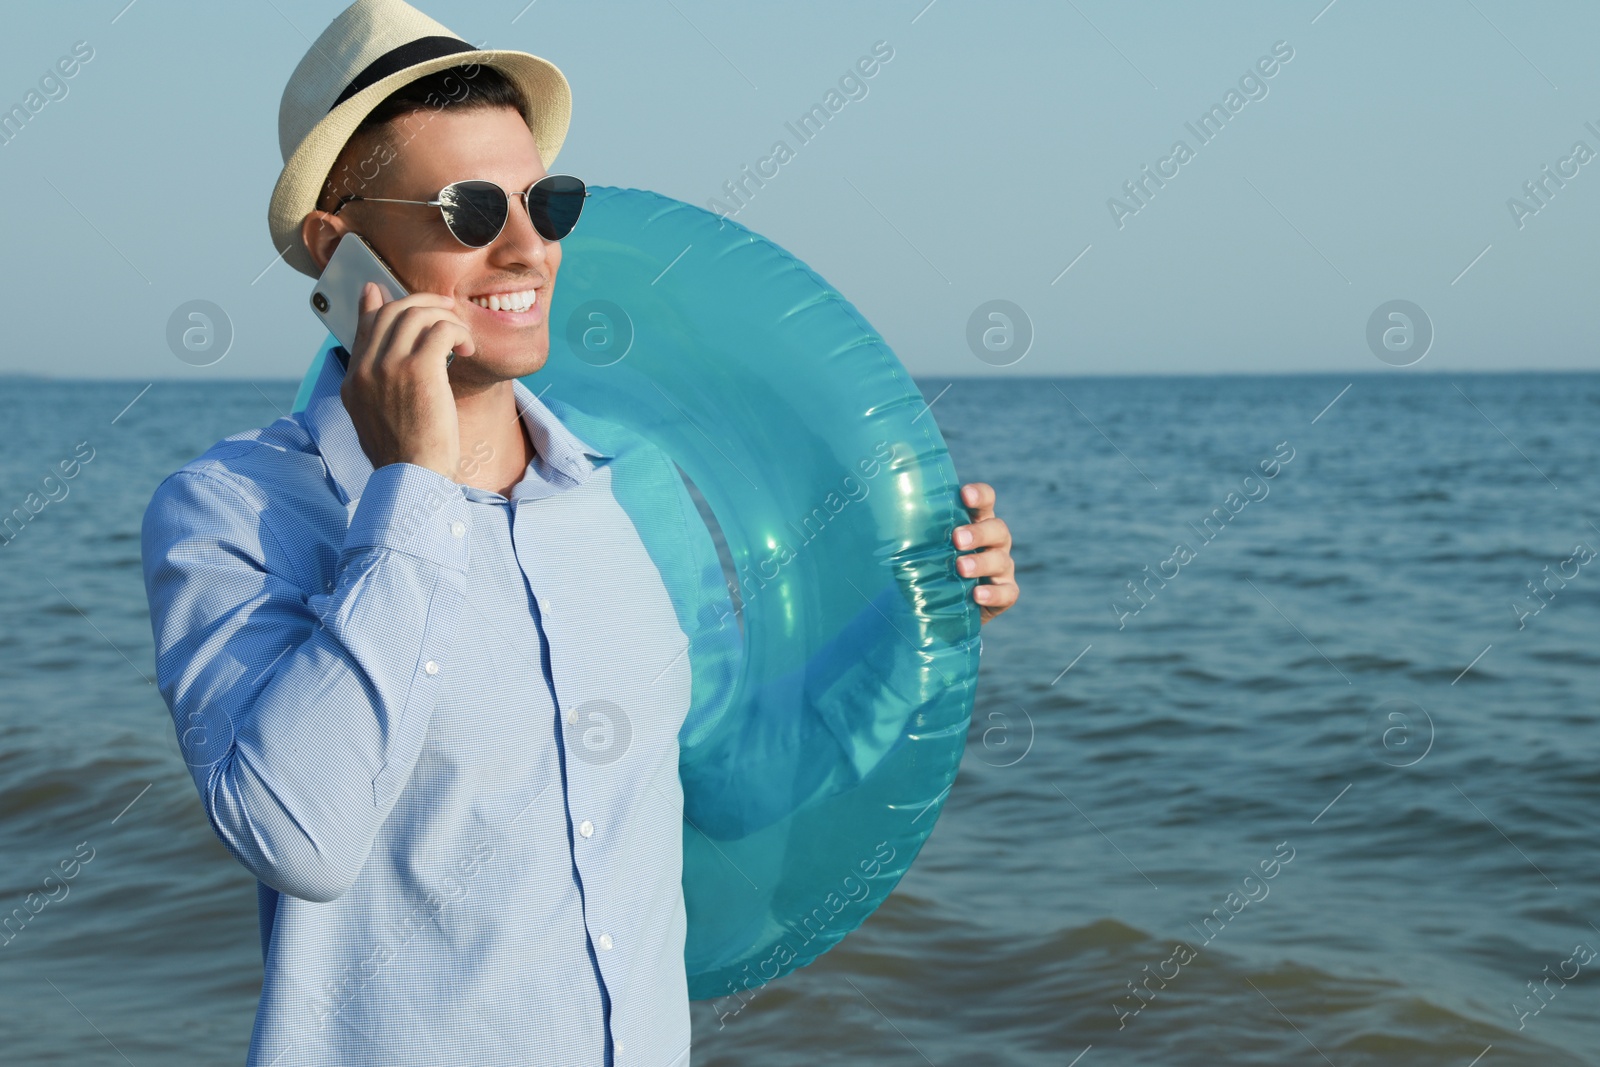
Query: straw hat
267 0 571 279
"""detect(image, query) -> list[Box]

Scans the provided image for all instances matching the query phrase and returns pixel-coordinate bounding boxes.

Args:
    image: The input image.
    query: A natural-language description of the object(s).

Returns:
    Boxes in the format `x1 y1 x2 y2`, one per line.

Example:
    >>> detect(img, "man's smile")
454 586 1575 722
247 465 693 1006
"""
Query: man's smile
465 285 542 321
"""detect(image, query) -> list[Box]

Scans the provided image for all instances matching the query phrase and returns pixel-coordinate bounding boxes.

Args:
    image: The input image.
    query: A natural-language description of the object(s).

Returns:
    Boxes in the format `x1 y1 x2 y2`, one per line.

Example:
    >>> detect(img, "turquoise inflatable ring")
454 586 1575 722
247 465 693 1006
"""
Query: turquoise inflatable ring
291 186 981 1001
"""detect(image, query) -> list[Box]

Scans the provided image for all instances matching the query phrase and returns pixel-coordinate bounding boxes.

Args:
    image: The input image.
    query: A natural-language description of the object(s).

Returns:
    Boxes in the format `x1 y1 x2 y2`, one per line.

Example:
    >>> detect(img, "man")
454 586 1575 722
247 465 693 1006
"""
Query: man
141 1 1018 1064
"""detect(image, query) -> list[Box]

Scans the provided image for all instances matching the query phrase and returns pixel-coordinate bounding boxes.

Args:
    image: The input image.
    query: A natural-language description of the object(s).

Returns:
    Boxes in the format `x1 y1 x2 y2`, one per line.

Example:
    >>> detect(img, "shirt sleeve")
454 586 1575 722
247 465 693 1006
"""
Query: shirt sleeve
140 461 473 903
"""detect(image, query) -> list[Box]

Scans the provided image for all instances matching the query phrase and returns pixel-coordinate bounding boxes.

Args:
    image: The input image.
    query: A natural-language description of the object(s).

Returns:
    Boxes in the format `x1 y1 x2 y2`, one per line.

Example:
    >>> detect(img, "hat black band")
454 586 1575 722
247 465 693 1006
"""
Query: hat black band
329 35 477 112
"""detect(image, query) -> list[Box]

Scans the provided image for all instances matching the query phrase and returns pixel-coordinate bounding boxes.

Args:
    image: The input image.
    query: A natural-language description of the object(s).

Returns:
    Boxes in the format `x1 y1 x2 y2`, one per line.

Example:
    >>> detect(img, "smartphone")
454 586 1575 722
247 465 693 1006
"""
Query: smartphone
309 233 410 365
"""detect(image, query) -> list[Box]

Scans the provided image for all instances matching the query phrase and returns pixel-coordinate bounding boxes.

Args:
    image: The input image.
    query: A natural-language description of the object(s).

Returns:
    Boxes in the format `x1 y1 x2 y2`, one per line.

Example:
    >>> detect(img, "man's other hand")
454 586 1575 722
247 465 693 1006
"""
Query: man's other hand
953 482 1017 625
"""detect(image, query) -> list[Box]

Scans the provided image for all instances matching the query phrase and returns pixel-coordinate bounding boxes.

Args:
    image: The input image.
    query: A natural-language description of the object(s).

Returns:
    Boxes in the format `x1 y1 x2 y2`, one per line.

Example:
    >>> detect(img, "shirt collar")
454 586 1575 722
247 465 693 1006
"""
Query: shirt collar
300 344 614 509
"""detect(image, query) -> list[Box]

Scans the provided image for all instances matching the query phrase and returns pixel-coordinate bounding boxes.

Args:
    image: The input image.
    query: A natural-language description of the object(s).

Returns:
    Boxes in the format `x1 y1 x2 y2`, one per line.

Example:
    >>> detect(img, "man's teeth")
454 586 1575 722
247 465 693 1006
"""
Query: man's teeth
470 289 538 312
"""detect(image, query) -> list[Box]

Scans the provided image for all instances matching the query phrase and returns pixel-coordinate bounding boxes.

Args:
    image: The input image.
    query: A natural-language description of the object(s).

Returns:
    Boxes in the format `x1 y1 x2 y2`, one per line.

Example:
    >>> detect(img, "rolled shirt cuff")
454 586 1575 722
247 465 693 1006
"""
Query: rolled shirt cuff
341 462 472 574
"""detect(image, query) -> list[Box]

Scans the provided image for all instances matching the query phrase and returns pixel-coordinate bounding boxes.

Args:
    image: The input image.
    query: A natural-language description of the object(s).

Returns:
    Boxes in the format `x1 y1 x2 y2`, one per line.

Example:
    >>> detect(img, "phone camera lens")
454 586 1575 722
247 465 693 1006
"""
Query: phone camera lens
311 292 329 312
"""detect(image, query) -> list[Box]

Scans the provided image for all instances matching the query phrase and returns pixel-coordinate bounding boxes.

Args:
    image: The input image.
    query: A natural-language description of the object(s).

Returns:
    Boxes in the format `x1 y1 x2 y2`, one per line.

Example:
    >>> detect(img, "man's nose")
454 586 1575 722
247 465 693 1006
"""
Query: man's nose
489 190 550 266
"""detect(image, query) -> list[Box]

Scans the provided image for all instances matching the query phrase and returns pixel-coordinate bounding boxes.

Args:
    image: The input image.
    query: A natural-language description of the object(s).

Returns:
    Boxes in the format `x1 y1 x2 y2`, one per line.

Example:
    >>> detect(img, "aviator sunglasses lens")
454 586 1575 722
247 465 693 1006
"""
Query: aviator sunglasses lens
529 175 586 241
439 180 509 247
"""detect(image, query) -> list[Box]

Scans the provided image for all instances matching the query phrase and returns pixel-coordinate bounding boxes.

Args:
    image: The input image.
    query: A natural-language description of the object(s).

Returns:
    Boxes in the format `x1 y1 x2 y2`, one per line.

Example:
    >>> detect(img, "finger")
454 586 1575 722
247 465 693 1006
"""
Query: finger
960 482 995 521
418 318 477 362
349 282 383 363
385 305 460 366
975 576 1019 613
954 515 1009 551
371 292 455 338
363 287 457 342
356 292 456 366
956 545 1012 580
356 281 404 341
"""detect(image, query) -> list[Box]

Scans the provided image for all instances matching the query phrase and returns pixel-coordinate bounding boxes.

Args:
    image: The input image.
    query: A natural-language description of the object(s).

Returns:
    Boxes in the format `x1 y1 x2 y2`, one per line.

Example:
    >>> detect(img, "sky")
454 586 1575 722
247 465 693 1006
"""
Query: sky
2 0 1598 380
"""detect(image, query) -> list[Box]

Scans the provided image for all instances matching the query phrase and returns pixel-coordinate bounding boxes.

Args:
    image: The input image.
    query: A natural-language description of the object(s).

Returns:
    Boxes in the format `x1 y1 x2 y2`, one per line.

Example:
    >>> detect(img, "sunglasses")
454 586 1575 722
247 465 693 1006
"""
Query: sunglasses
329 174 588 247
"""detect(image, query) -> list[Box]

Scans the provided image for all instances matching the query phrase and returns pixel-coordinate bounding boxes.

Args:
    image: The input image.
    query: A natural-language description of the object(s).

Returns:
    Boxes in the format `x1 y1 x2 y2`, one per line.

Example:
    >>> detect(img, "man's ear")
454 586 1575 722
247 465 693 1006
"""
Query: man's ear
300 209 351 275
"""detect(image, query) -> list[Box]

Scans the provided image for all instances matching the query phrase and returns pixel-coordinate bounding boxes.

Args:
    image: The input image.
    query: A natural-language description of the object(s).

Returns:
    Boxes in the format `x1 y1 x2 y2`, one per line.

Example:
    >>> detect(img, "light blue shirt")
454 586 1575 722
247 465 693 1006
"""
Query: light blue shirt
141 349 720 1066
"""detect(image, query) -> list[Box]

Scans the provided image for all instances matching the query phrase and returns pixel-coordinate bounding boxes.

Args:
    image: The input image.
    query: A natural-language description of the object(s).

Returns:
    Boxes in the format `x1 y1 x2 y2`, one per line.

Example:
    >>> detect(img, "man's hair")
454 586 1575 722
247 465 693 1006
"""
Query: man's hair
316 64 531 213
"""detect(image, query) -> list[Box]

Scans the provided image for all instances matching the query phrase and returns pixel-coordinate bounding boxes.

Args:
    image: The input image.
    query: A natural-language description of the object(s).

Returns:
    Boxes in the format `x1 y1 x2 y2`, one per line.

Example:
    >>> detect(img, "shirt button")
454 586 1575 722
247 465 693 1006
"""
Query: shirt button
450 520 465 537
579 819 594 838
423 660 439 675
565 707 577 726
598 933 613 950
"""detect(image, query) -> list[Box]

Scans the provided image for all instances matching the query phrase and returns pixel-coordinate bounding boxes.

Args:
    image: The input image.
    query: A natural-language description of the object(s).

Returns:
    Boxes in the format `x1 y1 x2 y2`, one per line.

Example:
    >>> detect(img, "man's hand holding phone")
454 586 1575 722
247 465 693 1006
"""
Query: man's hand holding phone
340 281 476 482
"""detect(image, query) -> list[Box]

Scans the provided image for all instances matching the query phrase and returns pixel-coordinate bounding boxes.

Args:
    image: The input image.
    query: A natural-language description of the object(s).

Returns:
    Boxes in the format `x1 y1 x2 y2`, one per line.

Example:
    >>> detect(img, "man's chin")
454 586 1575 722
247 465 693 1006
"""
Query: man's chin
465 342 550 382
